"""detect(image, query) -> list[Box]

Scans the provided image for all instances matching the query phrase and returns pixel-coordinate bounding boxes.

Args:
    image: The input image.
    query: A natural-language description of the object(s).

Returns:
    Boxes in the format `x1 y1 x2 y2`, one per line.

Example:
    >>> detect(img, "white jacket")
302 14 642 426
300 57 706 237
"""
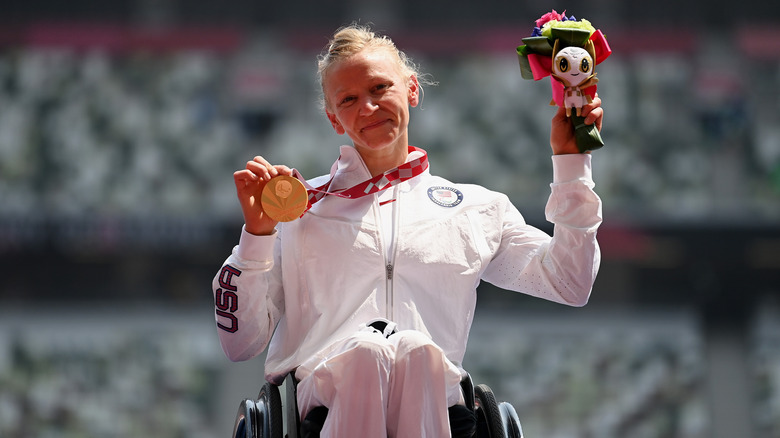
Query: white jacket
213 145 602 384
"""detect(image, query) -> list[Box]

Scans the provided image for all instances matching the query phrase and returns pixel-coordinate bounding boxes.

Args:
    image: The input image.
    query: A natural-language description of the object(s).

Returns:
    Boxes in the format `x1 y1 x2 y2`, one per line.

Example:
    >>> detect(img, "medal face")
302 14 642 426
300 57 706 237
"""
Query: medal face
261 175 308 222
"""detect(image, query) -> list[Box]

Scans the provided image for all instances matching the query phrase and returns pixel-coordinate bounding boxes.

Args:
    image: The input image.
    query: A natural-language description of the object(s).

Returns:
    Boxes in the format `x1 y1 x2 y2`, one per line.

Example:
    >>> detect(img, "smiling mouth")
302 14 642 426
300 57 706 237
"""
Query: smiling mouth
362 119 390 131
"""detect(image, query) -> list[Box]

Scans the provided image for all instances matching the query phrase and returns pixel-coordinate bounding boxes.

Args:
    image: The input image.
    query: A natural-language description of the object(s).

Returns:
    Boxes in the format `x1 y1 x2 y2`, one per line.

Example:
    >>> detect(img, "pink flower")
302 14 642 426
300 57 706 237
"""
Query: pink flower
535 9 566 28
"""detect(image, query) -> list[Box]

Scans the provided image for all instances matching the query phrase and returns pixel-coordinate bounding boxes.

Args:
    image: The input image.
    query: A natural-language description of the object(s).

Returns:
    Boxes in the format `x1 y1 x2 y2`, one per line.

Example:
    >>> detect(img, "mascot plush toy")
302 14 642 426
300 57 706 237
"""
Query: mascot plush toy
552 44 597 117
517 10 611 152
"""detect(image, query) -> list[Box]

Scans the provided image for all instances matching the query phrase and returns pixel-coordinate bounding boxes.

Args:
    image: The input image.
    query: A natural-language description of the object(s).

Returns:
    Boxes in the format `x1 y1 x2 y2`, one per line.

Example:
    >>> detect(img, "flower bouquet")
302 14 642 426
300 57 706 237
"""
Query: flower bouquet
517 10 612 152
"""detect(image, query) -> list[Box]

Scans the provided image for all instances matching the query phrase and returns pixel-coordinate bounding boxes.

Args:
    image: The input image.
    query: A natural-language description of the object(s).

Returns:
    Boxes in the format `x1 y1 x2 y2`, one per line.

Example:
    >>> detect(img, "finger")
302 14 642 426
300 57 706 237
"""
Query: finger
583 103 603 131
579 96 600 115
246 159 274 181
581 97 603 127
275 165 294 177
251 155 272 166
249 163 294 181
584 106 602 124
581 93 600 109
233 170 259 190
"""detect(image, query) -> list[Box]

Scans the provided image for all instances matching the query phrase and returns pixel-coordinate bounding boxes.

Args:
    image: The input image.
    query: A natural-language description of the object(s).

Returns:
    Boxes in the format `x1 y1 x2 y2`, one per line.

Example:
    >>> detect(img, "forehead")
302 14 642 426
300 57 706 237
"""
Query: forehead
324 48 405 89
558 46 590 58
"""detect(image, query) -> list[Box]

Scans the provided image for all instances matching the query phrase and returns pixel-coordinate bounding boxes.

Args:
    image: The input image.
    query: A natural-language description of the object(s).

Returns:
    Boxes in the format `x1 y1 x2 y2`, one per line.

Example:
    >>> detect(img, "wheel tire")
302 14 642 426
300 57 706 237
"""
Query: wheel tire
474 384 504 438
233 399 258 438
257 382 283 438
499 402 523 438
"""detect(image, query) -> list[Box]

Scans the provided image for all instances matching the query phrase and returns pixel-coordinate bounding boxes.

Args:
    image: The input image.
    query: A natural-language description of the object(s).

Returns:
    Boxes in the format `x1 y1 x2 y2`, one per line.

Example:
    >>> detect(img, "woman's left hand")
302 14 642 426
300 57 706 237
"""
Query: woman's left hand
550 94 603 155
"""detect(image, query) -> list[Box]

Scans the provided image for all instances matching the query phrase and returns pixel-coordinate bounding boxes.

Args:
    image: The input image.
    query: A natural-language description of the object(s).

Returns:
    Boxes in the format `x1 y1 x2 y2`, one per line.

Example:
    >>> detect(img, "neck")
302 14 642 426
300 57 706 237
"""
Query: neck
359 145 409 177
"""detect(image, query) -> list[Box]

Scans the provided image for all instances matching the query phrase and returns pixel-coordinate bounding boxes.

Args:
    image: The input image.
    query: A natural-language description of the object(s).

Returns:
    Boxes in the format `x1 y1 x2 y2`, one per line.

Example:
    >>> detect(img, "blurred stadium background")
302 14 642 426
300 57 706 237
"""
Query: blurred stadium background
1 0 779 437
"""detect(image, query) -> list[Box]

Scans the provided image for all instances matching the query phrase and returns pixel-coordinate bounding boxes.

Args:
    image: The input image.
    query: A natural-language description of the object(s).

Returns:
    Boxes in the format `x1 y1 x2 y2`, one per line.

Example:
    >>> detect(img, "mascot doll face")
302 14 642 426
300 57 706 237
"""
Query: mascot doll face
552 46 593 87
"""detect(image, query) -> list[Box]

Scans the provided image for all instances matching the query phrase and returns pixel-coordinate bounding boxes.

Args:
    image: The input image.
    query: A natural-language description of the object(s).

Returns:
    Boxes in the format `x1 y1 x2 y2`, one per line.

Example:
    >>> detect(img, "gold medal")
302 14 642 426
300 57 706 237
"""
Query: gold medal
260 175 308 222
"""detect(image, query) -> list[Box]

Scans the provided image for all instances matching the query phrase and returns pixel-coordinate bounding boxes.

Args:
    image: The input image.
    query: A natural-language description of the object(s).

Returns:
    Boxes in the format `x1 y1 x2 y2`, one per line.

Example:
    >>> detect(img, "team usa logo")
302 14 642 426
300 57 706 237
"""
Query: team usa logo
215 265 241 333
427 186 463 207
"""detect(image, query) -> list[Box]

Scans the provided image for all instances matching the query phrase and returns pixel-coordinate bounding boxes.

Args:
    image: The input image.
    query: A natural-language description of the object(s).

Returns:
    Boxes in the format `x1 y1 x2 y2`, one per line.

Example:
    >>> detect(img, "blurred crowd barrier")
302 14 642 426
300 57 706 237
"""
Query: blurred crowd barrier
0 307 226 438
752 305 780 438
467 308 708 438
1 305 779 438
1 25 779 233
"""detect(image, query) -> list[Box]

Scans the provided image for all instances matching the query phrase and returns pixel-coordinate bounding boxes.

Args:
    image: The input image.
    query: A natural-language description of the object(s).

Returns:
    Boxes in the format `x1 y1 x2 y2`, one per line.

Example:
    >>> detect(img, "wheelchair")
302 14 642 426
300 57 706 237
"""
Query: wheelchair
232 372 523 438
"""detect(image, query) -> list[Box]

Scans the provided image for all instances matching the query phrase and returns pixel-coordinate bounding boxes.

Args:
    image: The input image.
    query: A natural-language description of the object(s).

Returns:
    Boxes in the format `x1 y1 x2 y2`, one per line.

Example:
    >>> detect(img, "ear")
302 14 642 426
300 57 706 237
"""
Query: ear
552 38 561 58
408 75 420 108
326 110 346 135
585 40 597 66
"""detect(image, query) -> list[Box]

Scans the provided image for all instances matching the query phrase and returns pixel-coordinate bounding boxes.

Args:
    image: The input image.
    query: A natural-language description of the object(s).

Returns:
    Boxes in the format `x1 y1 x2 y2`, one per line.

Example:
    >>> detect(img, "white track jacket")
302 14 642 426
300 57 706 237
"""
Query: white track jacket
213 145 602 384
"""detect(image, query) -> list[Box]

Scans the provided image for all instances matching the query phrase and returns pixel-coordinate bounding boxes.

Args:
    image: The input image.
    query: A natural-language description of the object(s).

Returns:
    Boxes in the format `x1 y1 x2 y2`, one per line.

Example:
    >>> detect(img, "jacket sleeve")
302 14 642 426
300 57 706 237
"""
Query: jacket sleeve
481 153 602 306
212 227 284 361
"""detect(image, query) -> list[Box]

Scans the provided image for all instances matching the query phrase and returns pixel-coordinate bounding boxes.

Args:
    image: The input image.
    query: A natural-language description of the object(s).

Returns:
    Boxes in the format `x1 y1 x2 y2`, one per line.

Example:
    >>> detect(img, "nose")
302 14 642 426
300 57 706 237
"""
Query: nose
358 96 379 115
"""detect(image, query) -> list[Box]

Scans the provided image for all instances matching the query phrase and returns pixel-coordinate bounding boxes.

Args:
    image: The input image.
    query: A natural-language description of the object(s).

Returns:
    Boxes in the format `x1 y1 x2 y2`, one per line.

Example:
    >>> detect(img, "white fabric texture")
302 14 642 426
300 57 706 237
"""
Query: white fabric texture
295 329 462 438
212 145 602 435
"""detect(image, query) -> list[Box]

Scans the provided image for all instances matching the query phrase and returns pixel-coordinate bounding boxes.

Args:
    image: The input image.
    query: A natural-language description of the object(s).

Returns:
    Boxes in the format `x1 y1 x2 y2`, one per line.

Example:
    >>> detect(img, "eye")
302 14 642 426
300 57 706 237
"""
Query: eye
339 96 355 106
580 58 591 73
557 56 569 73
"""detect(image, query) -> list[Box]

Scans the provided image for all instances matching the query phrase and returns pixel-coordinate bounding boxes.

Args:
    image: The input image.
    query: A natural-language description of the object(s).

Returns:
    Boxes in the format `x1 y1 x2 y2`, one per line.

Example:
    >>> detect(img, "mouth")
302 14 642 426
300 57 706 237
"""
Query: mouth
361 119 391 132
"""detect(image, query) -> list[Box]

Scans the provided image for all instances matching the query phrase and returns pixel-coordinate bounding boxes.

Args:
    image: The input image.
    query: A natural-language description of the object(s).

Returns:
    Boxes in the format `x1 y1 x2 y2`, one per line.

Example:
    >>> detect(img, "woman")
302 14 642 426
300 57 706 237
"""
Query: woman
214 24 603 437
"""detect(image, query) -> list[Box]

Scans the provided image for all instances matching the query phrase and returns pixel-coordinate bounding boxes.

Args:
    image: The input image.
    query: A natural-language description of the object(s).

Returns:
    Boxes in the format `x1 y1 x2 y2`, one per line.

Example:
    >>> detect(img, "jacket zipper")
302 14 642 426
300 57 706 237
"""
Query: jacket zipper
383 187 401 322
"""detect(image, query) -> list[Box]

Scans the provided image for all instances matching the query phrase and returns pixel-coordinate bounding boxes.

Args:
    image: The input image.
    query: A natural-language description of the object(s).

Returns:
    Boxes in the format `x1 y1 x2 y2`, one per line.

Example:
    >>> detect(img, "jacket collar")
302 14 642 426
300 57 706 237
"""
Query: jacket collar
329 145 428 193
330 145 371 192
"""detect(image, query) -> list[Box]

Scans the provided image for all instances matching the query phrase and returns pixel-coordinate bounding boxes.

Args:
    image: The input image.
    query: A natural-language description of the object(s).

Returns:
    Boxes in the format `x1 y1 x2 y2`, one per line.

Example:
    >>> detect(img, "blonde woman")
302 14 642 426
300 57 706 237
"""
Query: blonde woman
214 23 603 437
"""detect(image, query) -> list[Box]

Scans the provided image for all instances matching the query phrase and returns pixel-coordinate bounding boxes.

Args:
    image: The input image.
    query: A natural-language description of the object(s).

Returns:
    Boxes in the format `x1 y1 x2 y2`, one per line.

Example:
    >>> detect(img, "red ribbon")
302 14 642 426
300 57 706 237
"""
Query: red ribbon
294 146 429 213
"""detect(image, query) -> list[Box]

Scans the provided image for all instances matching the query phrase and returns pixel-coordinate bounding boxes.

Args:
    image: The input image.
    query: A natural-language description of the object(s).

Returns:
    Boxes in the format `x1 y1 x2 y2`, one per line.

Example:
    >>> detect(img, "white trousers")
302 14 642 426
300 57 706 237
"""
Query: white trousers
295 329 463 438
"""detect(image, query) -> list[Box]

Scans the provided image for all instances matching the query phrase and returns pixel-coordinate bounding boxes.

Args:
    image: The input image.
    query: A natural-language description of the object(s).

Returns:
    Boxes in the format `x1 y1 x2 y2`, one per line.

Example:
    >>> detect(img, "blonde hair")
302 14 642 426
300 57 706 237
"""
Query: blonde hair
317 23 435 108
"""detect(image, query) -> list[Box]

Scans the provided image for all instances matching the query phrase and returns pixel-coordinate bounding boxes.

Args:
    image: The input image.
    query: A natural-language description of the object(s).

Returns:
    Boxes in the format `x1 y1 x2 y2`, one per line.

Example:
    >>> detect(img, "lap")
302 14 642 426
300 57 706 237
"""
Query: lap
295 328 448 382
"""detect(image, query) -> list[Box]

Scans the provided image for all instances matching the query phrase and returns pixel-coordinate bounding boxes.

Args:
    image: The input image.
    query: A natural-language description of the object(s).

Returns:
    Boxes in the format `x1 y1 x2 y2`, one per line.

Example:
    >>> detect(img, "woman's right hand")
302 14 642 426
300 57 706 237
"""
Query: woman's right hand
233 156 293 235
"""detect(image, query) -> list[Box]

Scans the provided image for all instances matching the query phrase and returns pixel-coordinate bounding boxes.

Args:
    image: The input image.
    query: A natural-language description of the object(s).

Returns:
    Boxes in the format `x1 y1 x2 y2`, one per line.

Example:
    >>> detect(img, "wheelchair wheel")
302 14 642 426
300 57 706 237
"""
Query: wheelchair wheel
232 382 284 438
499 402 523 438
257 382 283 438
283 373 301 438
474 384 504 438
233 399 258 438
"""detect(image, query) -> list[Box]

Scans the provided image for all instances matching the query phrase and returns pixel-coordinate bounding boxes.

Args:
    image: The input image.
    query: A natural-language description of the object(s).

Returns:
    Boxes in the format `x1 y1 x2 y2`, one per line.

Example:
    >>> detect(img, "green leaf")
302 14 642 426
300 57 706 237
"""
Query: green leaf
520 36 554 56
516 53 535 80
550 28 592 48
571 114 605 152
